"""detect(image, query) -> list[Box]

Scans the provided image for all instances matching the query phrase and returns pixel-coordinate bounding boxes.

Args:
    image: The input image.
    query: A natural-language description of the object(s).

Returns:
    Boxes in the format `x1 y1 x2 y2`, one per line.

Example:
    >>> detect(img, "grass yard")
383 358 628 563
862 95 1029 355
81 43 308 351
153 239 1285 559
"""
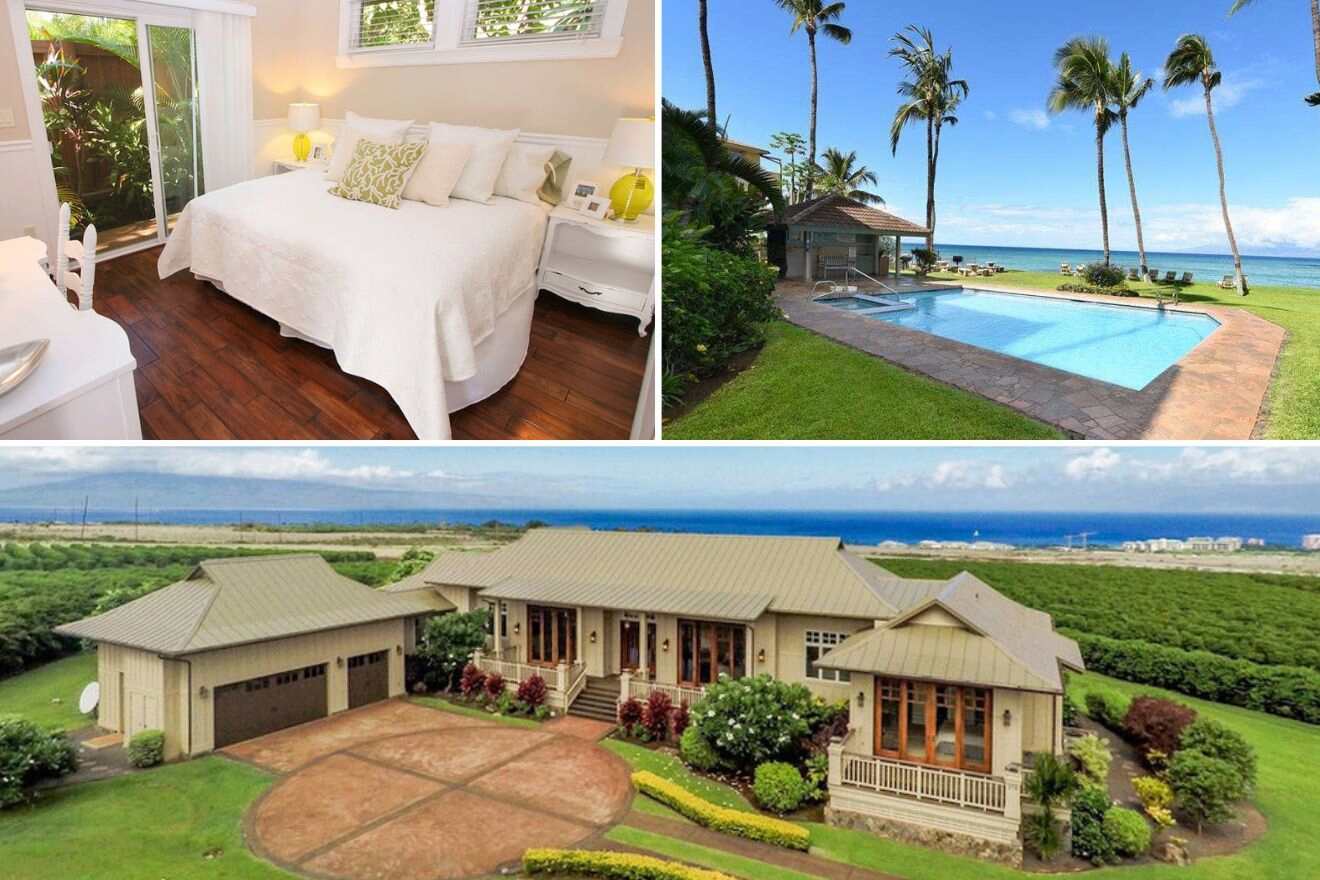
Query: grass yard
409 695 543 728
666 322 1063 439
0 757 288 880
0 652 97 730
603 739 754 811
933 269 1320 438
607 825 818 880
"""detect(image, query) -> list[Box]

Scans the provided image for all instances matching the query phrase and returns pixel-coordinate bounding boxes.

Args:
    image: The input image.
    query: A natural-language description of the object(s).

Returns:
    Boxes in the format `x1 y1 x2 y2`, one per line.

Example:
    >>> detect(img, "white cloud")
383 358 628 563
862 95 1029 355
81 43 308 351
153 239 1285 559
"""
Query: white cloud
1009 109 1051 130
0 448 414 483
1065 448 1121 480
1169 75 1264 118
929 460 1013 490
983 110 998 121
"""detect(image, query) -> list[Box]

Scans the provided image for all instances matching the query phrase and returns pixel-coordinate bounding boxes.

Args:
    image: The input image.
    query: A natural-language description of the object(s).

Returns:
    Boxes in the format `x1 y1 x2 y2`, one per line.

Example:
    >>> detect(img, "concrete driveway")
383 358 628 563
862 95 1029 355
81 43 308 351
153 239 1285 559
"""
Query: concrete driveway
224 700 634 880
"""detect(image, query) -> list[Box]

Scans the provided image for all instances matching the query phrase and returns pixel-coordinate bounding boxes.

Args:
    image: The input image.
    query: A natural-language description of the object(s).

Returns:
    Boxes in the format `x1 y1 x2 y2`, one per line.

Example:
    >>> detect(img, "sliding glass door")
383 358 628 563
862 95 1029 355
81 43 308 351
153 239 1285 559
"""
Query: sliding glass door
24 2 200 255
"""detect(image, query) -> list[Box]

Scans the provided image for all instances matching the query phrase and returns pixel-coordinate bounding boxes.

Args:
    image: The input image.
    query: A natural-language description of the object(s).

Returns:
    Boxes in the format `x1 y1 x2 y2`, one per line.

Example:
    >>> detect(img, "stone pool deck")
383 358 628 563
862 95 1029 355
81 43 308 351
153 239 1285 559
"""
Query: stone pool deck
776 280 1284 439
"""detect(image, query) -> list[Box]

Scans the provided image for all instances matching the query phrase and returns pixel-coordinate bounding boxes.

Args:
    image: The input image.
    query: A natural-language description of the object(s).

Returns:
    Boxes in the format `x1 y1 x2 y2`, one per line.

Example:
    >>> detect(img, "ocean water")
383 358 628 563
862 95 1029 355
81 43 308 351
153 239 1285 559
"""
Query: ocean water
833 289 1219 390
931 243 1320 290
2 508 1316 549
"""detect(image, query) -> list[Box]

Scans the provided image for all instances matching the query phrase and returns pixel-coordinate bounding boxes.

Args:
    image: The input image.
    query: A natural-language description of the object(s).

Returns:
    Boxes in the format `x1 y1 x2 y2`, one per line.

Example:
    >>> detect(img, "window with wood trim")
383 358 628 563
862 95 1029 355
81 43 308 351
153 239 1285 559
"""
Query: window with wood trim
874 678 993 774
345 0 437 51
677 620 746 686
527 604 576 665
804 630 850 682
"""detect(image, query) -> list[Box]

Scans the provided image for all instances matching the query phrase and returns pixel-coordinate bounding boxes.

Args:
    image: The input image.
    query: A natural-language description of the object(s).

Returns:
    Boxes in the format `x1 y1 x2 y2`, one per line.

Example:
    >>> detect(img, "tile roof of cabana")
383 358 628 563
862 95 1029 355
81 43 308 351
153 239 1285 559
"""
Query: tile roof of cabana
782 194 929 236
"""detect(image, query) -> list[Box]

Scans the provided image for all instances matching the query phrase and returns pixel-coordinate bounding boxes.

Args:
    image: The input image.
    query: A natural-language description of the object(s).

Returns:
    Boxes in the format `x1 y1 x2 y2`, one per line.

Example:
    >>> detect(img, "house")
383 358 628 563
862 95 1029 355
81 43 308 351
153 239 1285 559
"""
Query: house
54 555 448 760
766 194 929 282
723 138 770 168
1213 536 1244 552
1186 536 1215 552
386 528 1083 863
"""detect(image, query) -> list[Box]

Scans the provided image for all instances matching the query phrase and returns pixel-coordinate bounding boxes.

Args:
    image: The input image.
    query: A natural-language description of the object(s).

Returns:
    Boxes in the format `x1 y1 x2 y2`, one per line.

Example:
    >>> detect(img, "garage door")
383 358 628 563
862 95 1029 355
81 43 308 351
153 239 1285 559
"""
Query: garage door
348 650 389 709
214 664 328 748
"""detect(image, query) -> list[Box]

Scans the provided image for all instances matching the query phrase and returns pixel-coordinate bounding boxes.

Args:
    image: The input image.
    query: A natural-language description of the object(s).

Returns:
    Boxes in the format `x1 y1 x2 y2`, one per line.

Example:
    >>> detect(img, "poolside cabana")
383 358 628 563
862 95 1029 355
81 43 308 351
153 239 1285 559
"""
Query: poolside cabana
768 195 929 282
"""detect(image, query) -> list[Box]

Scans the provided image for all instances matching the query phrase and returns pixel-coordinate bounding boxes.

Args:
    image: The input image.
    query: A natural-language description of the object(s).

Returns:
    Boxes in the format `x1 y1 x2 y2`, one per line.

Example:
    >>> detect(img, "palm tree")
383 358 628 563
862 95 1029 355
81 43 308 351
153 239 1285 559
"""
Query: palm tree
662 99 785 216
769 131 806 203
813 147 885 204
1110 52 1154 278
775 1 852 198
1048 37 1117 265
1228 0 1320 105
698 0 717 126
1164 34 1248 295
889 25 968 252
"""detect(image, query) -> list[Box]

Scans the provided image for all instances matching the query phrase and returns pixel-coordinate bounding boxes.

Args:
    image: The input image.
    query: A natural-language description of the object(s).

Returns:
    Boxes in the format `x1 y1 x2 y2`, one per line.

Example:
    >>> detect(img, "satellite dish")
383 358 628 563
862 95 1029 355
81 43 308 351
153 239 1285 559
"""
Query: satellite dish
78 682 100 715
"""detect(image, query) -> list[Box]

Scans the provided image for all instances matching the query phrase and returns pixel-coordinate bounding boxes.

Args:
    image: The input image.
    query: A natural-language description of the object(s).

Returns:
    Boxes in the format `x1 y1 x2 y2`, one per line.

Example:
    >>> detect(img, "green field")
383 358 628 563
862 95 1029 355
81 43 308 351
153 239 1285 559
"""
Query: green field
0 652 96 730
871 557 1320 671
666 322 1062 439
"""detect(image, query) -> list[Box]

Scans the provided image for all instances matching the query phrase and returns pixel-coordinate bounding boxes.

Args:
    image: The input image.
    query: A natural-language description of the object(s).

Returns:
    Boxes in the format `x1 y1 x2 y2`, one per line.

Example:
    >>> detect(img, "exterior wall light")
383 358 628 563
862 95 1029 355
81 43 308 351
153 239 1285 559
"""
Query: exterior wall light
396 644 403 655
757 648 766 664
590 630 598 644
513 622 521 635
856 690 865 708
661 638 670 652
336 656 344 668
1002 709 1012 727
198 686 209 699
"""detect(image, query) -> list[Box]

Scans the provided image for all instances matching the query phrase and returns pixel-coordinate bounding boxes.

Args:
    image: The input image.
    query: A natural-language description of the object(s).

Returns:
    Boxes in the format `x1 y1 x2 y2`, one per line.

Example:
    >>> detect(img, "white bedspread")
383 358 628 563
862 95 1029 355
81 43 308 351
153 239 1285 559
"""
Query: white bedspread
158 169 549 439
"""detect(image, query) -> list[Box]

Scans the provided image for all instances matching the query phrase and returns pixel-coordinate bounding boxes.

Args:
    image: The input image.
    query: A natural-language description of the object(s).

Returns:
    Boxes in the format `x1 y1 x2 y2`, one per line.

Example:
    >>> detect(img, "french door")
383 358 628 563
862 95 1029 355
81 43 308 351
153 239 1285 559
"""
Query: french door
677 619 746 687
527 605 577 666
874 678 992 774
19 0 201 257
620 617 655 678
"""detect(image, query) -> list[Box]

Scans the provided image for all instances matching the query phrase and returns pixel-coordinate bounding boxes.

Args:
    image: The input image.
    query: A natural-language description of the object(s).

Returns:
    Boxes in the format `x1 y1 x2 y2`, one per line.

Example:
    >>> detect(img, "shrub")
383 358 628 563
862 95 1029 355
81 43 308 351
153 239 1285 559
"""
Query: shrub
1123 696 1197 761
642 691 674 742
1084 687 1130 730
1061 693 1080 727
127 729 164 768
0 718 78 808
631 771 810 850
679 726 720 772
524 848 734 880
1133 776 1176 828
416 608 489 691
1071 784 1117 865
517 674 548 709
458 663 486 698
1169 749 1242 832
1103 806 1152 856
752 762 809 813
661 223 780 388
690 675 814 772
1179 718 1256 792
618 697 643 728
1082 262 1127 288
803 752 829 802
1068 734 1111 785
1057 283 1139 296
671 702 691 738
911 248 938 274
494 690 517 716
1024 809 1063 860
1023 751 1077 861
483 672 505 701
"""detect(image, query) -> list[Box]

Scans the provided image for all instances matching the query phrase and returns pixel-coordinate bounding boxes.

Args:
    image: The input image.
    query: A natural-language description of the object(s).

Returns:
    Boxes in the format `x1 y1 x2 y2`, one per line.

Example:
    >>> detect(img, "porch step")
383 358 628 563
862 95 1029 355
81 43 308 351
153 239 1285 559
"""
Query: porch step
568 677 621 722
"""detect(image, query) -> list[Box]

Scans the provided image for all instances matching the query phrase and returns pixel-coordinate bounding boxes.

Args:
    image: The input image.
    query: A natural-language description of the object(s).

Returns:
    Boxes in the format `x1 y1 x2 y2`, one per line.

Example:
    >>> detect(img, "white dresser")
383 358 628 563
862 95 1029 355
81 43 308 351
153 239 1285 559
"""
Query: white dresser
0 237 140 440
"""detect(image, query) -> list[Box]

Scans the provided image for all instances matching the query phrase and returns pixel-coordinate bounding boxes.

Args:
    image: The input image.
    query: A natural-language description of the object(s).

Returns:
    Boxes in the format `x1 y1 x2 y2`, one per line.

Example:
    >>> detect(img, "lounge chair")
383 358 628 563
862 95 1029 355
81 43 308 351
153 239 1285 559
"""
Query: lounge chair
1219 275 1234 289
1164 271 1176 283
1127 267 1139 281
1060 262 1071 275
1179 272 1193 285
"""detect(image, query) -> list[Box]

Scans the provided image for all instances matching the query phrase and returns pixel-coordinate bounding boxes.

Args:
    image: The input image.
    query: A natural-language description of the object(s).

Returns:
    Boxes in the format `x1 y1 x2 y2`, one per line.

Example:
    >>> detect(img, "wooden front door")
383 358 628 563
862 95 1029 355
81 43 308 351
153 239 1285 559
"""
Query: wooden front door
527 605 577 666
620 618 656 678
874 678 993 774
677 620 746 687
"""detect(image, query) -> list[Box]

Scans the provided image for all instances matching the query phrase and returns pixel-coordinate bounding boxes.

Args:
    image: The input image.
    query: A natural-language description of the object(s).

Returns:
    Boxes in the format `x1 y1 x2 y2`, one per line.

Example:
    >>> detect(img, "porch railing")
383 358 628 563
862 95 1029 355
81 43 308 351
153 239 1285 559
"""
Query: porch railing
828 730 1019 818
471 650 585 711
618 671 705 707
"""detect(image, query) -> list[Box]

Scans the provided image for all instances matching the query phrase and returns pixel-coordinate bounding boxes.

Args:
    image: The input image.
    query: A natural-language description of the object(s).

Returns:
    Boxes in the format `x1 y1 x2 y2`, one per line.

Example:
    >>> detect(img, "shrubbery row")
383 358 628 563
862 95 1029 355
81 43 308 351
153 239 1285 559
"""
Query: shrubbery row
523 848 733 880
630 771 810 850
1073 632 1320 723
0 542 373 571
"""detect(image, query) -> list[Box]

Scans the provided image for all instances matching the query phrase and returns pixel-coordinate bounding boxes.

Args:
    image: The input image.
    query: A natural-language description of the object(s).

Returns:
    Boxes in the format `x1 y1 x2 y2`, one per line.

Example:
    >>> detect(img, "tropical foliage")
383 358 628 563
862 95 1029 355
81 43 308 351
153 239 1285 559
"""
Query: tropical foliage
415 608 489 691
0 718 78 809
1048 36 1118 264
811 147 883 204
774 1 852 199
768 131 806 204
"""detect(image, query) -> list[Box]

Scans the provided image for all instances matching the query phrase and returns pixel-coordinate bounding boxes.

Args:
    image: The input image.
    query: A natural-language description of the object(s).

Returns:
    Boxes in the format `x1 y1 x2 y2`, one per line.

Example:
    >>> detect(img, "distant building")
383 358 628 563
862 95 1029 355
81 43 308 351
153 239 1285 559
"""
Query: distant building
1247 538 1265 547
1186 537 1215 552
1303 534 1320 551
1213 537 1244 552
723 138 769 168
1145 538 1186 552
1123 536 1243 553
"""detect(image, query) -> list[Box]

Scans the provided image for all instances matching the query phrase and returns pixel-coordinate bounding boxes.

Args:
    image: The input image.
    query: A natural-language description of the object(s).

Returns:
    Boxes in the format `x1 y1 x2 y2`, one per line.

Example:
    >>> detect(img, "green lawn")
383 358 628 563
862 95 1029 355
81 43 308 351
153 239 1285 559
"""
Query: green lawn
607 825 818 880
409 695 542 728
666 322 1063 439
934 269 1320 438
603 738 754 811
0 757 288 880
0 653 97 731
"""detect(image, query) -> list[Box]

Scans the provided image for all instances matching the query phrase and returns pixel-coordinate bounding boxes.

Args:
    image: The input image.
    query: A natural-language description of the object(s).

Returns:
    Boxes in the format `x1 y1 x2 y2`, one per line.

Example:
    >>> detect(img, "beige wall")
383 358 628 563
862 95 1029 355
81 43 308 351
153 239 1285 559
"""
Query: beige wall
0 5 33 141
249 0 654 138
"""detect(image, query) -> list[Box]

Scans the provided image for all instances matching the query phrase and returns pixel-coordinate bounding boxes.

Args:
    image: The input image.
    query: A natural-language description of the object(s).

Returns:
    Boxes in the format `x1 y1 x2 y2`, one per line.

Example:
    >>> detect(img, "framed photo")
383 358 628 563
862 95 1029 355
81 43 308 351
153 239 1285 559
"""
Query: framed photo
583 195 612 220
569 180 600 212
310 144 328 162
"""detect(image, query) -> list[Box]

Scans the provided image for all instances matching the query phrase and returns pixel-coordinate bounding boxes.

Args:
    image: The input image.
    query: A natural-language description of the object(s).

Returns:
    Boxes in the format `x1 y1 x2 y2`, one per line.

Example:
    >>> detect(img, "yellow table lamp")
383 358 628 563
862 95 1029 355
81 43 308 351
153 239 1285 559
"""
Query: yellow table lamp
604 117 655 222
288 102 320 162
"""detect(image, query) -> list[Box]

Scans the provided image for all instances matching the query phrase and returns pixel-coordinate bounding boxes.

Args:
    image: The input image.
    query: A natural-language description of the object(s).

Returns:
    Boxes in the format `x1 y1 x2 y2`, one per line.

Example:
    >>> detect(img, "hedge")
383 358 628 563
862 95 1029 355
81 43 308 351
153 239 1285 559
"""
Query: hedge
128 729 164 768
523 848 734 880
631 771 810 850
1070 632 1320 723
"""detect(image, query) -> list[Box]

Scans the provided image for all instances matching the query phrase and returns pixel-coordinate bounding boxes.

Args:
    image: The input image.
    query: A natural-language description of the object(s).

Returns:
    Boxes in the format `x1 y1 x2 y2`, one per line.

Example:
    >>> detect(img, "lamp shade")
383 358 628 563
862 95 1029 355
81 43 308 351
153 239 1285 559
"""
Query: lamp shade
287 102 321 134
603 117 654 169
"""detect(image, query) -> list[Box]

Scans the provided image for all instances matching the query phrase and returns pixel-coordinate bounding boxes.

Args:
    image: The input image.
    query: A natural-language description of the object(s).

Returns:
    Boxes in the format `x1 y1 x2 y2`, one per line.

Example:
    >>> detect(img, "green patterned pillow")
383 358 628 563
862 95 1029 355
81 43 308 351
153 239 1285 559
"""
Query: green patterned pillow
330 139 427 209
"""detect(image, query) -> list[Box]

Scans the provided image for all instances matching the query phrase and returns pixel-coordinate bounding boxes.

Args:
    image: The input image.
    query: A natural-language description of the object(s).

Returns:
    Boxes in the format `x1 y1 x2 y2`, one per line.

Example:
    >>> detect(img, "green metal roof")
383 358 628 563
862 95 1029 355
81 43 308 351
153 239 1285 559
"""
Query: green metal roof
55 554 450 656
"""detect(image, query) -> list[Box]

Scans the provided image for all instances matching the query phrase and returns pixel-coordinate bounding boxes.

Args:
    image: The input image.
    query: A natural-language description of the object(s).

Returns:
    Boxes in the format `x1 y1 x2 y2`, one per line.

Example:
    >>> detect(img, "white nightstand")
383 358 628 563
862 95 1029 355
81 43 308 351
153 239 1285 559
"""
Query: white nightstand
538 206 655 335
272 159 328 175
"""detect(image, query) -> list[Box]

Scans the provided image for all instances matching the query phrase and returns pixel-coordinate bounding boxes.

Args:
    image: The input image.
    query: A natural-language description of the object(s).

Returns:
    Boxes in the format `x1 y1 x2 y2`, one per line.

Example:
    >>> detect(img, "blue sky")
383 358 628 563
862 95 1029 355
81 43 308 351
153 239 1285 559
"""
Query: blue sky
662 0 1320 255
2 445 1319 514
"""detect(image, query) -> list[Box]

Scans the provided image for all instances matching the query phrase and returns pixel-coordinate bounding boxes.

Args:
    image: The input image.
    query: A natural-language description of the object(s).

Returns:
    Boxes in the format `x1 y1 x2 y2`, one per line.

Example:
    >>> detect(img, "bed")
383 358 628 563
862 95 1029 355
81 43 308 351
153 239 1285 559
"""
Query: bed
157 167 552 440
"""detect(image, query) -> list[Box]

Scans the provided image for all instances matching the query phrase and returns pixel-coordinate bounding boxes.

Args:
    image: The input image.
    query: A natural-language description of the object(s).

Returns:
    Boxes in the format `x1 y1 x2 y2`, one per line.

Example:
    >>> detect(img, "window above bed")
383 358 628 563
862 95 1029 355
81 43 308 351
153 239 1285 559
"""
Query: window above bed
338 0 628 68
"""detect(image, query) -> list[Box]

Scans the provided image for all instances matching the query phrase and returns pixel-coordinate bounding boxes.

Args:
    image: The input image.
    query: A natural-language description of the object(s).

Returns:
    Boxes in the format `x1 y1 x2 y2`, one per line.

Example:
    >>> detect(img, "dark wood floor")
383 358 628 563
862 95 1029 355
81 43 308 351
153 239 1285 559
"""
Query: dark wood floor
92 247 650 440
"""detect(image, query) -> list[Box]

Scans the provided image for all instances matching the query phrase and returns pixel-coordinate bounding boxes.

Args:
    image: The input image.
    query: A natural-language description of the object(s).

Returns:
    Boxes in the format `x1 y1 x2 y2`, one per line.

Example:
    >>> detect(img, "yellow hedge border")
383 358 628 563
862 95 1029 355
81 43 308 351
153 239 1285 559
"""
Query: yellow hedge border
523 848 734 880
631 770 811 851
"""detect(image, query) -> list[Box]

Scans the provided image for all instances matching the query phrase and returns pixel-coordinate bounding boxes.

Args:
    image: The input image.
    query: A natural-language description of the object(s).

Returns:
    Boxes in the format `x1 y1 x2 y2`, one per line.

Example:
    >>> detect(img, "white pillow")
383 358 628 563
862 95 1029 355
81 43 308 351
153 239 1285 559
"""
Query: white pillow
494 143 557 204
326 111 415 182
402 141 474 207
429 122 519 203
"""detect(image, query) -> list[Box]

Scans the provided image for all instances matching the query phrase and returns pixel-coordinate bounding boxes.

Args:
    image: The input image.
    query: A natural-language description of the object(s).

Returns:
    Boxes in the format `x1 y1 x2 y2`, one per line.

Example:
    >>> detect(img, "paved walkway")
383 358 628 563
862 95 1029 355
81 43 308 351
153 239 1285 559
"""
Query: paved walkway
225 700 634 880
616 811 903 880
777 281 1283 439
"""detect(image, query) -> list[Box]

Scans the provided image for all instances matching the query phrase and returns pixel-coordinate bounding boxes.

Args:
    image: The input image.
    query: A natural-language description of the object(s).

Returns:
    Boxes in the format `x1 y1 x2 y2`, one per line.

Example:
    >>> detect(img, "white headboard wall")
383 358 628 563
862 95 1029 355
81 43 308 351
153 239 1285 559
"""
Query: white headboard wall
252 117 623 202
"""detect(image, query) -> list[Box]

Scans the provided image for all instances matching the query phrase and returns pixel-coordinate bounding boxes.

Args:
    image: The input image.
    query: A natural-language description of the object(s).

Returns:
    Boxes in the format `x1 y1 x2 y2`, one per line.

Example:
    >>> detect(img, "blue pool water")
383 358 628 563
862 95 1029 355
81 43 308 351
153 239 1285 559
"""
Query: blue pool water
825 289 1220 390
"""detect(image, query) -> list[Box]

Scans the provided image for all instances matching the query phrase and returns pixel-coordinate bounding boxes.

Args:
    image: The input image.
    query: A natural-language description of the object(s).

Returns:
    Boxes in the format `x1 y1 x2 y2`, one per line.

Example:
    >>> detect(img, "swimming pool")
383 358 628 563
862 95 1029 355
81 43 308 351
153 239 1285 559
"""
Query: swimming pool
821 289 1220 390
